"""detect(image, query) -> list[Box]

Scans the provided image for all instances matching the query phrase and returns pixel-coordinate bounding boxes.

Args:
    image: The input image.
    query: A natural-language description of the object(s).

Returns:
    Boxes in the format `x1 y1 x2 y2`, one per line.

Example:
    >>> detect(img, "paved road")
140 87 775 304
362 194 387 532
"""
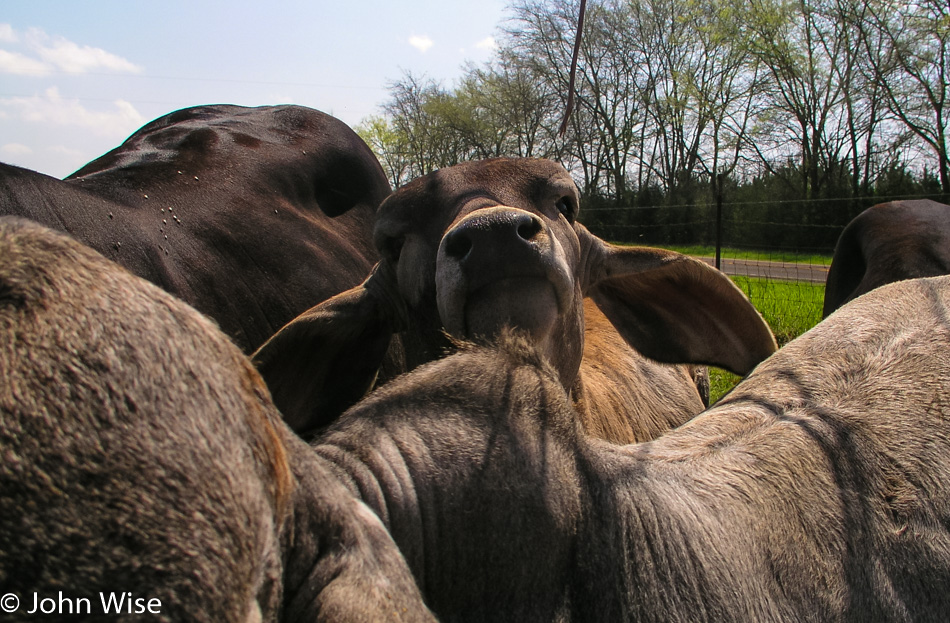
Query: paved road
696 256 829 284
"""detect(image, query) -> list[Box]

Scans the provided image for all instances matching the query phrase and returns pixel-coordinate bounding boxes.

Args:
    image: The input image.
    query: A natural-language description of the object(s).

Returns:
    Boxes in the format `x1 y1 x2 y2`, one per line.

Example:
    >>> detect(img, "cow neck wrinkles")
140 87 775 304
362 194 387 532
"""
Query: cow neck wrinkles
313 413 431 587
573 439 770 620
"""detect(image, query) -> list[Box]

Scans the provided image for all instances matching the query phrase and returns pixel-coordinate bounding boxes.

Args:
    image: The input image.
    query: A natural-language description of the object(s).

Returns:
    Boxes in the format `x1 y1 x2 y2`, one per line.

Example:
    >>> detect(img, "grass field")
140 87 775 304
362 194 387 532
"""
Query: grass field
708 276 826 403
650 244 834 266
609 241 831 402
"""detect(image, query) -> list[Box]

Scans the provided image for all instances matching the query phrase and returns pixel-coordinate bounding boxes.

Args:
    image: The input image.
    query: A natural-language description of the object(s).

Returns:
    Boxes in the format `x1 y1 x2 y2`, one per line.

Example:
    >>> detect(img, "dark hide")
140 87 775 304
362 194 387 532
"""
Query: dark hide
823 199 950 316
314 276 950 622
0 217 433 622
255 157 776 440
0 104 389 352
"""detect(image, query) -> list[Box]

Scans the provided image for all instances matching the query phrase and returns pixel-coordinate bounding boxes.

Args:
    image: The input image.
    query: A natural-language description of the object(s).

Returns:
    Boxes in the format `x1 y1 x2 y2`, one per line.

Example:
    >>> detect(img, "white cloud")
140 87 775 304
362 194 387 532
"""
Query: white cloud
409 35 434 53
475 36 496 50
26 28 142 74
0 87 145 137
0 48 50 76
0 23 18 44
0 25 141 76
0 140 92 178
1 143 32 155
266 93 296 105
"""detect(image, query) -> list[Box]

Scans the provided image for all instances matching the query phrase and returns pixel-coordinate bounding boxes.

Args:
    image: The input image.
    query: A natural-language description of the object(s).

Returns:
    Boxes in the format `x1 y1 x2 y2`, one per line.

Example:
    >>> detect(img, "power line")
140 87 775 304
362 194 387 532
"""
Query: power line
583 191 950 212
3 70 388 91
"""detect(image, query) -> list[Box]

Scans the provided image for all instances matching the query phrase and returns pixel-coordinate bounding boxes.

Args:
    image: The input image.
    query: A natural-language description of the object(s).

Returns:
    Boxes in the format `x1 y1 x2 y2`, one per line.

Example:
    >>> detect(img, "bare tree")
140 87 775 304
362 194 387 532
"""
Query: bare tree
364 0 944 216
383 73 468 178
355 115 412 187
861 0 950 192
458 50 562 159
680 0 766 264
506 0 650 202
743 0 865 201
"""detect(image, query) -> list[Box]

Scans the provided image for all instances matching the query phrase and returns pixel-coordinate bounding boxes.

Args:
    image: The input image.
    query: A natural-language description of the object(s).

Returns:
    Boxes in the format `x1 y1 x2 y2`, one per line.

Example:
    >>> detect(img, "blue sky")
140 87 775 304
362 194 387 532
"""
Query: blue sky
1 1 509 178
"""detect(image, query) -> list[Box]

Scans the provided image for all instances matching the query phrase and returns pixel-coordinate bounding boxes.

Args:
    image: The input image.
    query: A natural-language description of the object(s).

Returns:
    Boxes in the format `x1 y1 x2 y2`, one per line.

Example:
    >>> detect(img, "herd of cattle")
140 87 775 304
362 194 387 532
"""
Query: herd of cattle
2 104 950 621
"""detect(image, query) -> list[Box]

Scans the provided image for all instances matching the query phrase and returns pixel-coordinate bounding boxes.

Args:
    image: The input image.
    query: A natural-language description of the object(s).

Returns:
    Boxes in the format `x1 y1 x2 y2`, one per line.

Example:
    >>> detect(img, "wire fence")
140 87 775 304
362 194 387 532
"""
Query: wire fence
583 202 843 346
581 193 950 399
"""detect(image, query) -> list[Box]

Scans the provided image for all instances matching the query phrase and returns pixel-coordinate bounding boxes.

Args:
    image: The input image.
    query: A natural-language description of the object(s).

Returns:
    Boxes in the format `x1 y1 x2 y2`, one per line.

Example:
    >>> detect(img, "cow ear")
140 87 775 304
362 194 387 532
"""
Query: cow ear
252 263 405 436
582 230 777 375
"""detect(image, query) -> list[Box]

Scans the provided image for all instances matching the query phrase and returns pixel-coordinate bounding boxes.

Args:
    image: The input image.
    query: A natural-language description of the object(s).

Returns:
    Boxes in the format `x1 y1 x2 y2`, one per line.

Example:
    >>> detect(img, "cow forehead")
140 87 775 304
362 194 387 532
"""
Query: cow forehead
377 159 579 235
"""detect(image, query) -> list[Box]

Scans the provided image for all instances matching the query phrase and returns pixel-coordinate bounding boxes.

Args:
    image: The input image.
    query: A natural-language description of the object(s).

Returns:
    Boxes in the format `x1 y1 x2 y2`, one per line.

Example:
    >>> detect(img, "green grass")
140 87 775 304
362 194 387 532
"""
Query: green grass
708 275 826 404
732 276 825 345
709 369 744 405
614 243 834 266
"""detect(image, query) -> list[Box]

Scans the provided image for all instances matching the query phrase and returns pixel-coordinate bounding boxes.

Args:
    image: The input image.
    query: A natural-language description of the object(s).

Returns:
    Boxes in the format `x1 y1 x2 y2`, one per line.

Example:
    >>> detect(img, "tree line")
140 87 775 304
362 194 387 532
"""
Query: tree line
357 0 950 250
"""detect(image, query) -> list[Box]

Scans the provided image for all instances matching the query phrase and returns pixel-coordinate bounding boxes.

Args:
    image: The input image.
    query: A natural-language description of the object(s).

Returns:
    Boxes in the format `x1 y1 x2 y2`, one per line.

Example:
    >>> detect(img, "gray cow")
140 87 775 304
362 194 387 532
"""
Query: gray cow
823 199 950 316
312 274 950 621
255 158 777 441
0 217 433 622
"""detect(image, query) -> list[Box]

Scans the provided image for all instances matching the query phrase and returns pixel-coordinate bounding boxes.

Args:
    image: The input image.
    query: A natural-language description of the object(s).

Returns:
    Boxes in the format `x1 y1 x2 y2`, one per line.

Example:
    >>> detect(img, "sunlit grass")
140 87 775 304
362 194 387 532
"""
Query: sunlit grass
708 276 826 404
617 243 834 265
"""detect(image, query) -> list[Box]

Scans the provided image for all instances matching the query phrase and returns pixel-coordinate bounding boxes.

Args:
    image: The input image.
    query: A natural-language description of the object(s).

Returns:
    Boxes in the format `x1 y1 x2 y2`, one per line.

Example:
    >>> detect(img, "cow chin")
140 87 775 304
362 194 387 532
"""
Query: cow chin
440 278 561 347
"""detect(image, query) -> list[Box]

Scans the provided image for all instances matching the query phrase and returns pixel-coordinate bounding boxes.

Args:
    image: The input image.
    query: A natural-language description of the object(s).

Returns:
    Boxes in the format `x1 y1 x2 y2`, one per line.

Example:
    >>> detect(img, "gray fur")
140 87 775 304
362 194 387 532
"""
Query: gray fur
315 276 950 621
824 199 950 316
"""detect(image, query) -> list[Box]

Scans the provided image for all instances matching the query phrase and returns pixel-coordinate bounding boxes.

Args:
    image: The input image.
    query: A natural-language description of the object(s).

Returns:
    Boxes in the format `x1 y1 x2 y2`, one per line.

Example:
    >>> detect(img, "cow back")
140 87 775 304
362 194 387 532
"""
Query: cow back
824 199 950 316
1 104 390 352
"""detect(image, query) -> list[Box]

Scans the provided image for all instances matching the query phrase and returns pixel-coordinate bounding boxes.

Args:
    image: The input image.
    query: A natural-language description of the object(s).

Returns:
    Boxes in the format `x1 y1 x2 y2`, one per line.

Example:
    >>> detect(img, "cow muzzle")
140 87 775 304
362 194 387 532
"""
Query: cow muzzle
435 206 574 343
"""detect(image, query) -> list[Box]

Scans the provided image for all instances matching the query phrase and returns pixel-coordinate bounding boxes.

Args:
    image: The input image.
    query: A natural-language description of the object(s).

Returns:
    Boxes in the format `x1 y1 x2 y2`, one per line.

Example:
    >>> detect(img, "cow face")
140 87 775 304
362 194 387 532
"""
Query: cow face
254 158 776 436
372 159 586 387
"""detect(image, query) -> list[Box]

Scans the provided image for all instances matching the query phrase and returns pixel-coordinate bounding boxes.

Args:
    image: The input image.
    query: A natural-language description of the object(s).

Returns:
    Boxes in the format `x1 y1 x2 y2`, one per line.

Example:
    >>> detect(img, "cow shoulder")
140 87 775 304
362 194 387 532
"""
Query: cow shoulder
573 300 705 442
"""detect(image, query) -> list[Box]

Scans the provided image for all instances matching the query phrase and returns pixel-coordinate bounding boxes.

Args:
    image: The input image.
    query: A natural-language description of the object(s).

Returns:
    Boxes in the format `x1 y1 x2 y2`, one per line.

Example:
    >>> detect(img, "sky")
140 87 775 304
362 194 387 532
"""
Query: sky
1 1 510 178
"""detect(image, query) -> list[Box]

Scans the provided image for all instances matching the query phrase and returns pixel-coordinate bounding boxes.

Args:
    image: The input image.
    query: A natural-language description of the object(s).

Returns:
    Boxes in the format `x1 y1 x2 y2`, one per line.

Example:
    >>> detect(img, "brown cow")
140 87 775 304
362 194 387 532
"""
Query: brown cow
823 199 950 316
313 275 950 621
0 217 433 622
254 157 776 441
0 104 389 353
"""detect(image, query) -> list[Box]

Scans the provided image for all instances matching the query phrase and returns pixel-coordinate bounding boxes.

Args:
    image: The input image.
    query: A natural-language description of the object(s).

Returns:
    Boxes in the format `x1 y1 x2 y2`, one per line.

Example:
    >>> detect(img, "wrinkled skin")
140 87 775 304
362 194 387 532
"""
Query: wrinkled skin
314 275 950 622
255 158 776 440
0 217 433 622
824 199 950 316
0 104 389 352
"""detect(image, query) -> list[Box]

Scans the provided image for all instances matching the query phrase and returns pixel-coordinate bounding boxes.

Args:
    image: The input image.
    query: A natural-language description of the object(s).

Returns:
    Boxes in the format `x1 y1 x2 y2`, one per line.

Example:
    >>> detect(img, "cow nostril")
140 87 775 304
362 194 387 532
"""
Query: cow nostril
444 231 473 260
517 217 542 242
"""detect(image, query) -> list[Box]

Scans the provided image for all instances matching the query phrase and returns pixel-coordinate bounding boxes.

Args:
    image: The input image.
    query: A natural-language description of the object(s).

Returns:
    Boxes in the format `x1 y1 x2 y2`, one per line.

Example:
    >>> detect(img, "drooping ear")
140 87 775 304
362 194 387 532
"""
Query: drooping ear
252 263 405 436
581 229 777 375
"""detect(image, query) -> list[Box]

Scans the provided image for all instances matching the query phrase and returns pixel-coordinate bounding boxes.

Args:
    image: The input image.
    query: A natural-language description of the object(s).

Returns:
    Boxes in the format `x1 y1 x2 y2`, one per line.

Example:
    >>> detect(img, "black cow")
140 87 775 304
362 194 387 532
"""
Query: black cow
823 199 950 316
254 158 776 441
0 217 433 622
0 104 389 352
312 275 950 621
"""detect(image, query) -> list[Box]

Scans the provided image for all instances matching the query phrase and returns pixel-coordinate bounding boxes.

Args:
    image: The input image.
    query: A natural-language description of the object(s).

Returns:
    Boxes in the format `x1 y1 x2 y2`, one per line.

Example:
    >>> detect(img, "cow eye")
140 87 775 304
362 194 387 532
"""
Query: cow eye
556 197 576 223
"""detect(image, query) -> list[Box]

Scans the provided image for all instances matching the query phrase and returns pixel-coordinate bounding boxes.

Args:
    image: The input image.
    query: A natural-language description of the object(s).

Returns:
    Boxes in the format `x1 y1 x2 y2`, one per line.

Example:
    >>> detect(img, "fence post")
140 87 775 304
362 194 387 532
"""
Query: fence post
715 174 723 270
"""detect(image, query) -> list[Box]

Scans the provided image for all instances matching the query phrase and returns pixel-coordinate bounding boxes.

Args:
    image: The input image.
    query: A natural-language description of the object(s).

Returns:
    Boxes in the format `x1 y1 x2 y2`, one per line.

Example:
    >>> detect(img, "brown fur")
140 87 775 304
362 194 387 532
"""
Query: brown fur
0 217 433 622
572 300 705 440
255 158 776 441
0 104 389 353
